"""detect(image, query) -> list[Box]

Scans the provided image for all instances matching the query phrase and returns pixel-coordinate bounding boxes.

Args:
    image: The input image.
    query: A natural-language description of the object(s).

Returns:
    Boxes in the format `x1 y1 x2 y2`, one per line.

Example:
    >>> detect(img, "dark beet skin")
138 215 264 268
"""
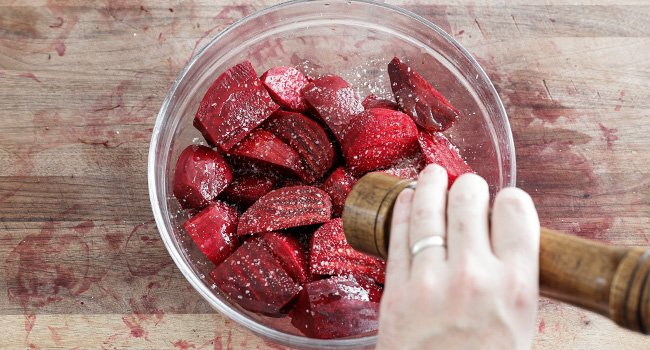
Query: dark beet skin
388 57 459 131
221 173 277 208
341 108 419 176
309 218 386 284
210 239 301 317
290 275 382 339
173 145 233 209
265 111 335 181
261 66 309 112
301 75 363 142
237 186 332 235
183 201 240 265
362 94 399 111
418 130 474 187
194 61 279 150
320 167 357 217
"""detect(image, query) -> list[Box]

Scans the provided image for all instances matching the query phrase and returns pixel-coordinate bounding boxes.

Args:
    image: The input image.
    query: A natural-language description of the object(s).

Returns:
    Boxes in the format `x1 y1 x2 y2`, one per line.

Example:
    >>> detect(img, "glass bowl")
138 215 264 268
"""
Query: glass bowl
148 0 515 348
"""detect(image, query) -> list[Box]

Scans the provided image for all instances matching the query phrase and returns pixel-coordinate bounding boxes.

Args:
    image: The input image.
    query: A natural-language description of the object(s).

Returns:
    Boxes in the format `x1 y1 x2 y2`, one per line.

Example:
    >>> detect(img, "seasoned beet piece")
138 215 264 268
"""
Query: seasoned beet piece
388 57 459 131
309 219 386 284
290 275 382 339
210 239 301 317
380 152 426 180
194 61 279 150
362 94 399 110
341 108 419 176
418 130 474 187
183 201 240 265
265 111 334 181
320 167 357 217
173 145 233 209
229 129 313 182
221 173 277 207
301 75 363 141
237 186 332 235
261 66 309 112
254 232 310 284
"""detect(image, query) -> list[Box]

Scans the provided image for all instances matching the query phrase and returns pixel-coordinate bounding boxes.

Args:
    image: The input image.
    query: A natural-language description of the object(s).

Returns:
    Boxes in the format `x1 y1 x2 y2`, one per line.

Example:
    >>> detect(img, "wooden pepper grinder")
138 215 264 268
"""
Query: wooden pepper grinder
342 172 650 335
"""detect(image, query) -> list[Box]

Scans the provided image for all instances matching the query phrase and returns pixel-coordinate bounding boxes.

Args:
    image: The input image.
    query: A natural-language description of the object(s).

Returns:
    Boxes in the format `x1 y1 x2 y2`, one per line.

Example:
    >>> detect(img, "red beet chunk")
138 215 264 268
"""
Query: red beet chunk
229 129 312 182
309 219 386 284
261 66 309 112
265 111 335 181
183 201 240 265
301 75 363 141
341 108 419 176
254 232 310 284
362 94 399 110
237 186 332 235
388 57 459 131
210 239 301 317
194 61 279 150
381 152 426 180
290 275 381 339
320 167 357 217
418 130 474 187
221 173 277 207
173 145 233 209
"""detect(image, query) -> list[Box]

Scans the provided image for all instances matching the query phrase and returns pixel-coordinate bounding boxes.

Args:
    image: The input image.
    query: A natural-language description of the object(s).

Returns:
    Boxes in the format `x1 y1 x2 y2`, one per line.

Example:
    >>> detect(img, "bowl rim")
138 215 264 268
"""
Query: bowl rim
148 0 515 347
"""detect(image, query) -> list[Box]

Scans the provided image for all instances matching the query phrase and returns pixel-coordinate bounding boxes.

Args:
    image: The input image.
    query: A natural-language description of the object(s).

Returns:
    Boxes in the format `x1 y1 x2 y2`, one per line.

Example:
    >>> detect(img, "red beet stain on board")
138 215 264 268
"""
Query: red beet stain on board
73 220 94 235
122 316 147 339
599 123 618 149
173 340 197 349
124 221 173 277
17 73 41 83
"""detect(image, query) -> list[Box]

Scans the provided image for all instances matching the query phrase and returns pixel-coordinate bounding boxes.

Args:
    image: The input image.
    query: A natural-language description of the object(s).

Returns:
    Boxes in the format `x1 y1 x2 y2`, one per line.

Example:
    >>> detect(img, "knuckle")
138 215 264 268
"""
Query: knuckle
506 274 538 310
452 258 492 296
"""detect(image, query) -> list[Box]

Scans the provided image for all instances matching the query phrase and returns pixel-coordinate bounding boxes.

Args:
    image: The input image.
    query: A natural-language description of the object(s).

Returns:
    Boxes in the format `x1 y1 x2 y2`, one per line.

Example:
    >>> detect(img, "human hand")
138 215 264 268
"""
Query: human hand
377 164 540 350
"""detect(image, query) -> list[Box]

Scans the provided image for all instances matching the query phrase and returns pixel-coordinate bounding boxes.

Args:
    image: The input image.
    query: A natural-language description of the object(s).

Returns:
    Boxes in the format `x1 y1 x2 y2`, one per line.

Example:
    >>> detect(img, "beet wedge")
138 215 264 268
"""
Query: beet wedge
290 275 382 339
194 61 279 150
229 129 312 182
237 186 332 235
210 239 301 317
261 66 309 112
418 130 474 187
183 201 240 266
265 111 335 181
380 152 426 180
173 145 233 209
320 167 357 217
221 173 277 208
388 57 459 131
309 218 386 284
301 75 363 141
254 232 310 284
362 94 399 111
341 108 419 176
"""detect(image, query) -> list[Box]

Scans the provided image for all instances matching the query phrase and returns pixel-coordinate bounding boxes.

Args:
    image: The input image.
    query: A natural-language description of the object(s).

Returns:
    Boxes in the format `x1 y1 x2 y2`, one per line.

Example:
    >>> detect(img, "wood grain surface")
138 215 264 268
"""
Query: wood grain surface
1 0 649 349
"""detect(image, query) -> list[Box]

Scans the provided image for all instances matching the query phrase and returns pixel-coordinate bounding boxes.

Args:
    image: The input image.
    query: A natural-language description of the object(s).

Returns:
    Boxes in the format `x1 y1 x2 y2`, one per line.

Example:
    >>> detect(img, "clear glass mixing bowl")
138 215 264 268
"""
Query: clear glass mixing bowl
148 0 516 348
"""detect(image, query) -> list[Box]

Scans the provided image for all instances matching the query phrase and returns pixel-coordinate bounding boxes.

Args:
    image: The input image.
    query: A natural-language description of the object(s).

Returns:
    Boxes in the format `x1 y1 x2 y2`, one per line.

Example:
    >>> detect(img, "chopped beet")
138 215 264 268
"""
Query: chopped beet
388 57 459 131
194 61 279 150
380 152 426 180
290 275 381 339
254 232 310 283
309 219 386 284
183 201 240 265
210 239 301 317
301 75 363 141
320 167 357 216
237 186 332 235
173 145 233 209
362 94 399 110
228 129 312 182
341 108 419 176
221 173 278 207
265 111 335 181
261 66 309 112
418 130 474 187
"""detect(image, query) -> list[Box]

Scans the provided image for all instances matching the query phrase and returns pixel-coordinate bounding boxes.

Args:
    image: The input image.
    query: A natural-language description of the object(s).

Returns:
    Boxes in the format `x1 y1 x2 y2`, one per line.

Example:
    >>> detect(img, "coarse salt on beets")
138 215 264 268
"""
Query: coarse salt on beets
301 75 363 142
320 167 357 217
253 232 310 284
362 94 399 111
183 201 240 266
418 130 474 187
261 66 309 112
173 145 233 209
237 186 332 235
221 173 277 208
194 61 279 150
309 218 386 284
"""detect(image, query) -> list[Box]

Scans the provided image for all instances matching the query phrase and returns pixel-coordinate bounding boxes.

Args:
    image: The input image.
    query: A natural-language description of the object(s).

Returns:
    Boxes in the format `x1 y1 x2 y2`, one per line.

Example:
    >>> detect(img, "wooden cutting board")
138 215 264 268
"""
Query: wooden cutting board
0 0 648 348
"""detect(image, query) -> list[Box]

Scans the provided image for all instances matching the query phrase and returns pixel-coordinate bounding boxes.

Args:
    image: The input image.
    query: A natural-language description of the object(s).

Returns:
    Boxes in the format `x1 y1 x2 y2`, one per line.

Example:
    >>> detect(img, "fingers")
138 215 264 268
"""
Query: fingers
386 188 414 285
446 174 491 264
491 187 540 276
409 165 449 274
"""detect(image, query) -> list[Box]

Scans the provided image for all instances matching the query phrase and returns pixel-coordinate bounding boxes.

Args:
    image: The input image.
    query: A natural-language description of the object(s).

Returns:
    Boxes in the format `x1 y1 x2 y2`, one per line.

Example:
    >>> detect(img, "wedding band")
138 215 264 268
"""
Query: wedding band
410 235 446 257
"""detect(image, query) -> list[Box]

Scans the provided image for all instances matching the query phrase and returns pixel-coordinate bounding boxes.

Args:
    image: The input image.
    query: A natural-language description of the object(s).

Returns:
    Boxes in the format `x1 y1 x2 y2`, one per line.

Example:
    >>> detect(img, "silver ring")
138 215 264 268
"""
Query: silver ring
411 235 446 257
